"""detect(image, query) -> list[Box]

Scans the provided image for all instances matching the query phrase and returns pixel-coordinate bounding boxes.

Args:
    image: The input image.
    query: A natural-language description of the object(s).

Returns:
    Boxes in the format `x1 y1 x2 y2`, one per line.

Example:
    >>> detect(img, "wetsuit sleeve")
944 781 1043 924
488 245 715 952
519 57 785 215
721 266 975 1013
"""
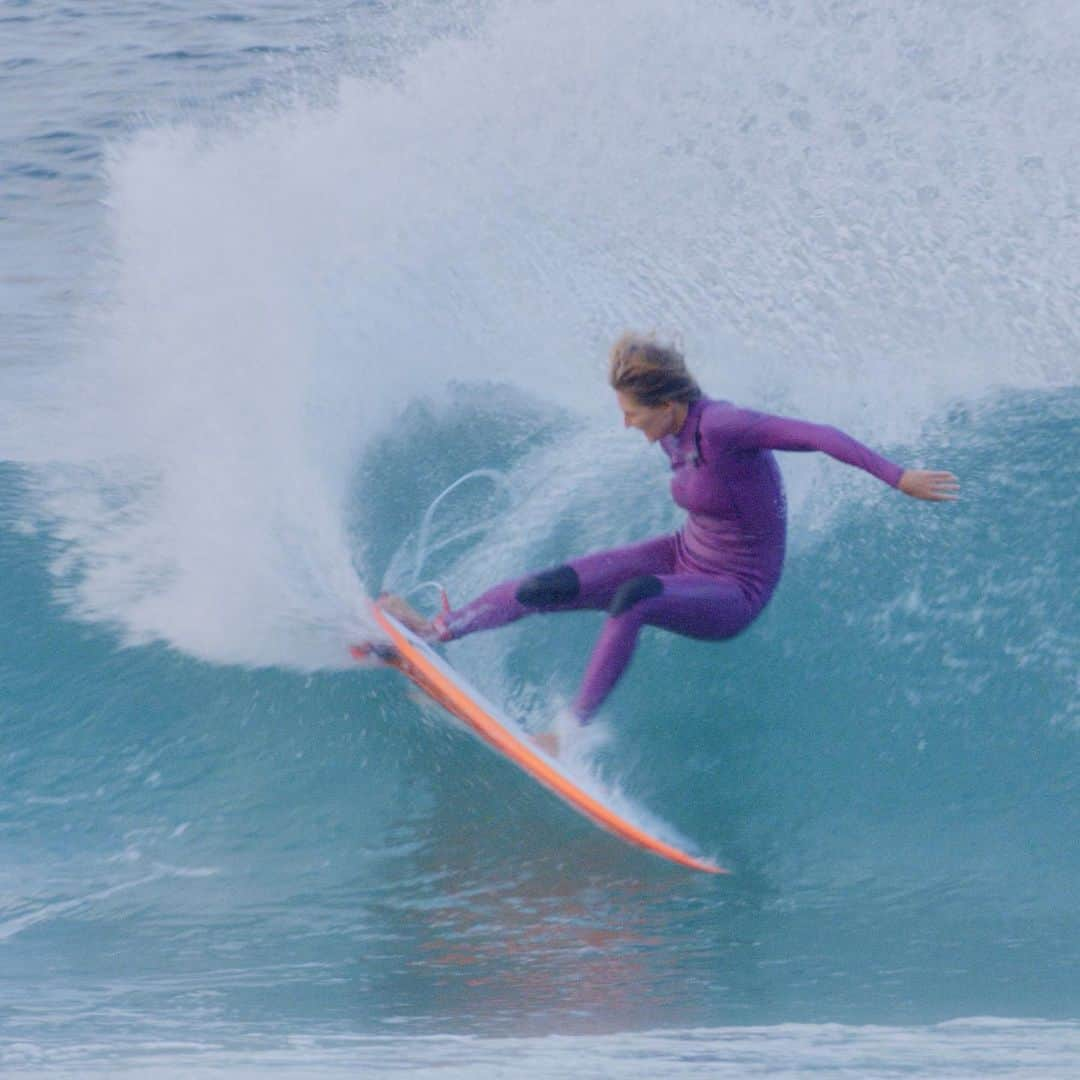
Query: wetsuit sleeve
703 405 904 487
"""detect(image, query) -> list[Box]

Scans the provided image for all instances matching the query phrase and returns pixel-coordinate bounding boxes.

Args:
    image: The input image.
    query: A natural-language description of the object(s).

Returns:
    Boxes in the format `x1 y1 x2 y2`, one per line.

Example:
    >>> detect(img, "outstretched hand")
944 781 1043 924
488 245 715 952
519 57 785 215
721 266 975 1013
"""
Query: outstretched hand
898 469 959 502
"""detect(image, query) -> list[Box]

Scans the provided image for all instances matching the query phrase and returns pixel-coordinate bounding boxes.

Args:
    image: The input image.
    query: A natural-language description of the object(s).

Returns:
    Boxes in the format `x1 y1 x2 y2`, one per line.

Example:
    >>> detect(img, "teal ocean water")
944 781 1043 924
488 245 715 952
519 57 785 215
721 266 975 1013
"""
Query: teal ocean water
2 2 1078 1075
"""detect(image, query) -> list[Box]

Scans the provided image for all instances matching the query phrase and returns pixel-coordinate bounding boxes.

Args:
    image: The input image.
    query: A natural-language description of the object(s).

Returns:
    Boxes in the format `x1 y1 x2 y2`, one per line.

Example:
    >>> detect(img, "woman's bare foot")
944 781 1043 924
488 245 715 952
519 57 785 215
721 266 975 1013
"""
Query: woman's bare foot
377 594 436 638
532 730 559 757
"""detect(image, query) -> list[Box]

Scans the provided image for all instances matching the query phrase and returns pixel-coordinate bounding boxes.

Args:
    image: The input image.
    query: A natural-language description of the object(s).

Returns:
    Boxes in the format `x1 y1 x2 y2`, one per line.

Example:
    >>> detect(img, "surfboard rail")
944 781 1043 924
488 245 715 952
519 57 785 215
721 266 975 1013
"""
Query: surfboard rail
357 603 727 875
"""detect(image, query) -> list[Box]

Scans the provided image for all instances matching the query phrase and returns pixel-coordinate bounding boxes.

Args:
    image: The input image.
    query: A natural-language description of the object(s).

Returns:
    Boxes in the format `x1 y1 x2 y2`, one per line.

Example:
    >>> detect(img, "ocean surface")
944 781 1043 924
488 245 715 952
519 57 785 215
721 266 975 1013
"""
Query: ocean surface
2 1 1078 1076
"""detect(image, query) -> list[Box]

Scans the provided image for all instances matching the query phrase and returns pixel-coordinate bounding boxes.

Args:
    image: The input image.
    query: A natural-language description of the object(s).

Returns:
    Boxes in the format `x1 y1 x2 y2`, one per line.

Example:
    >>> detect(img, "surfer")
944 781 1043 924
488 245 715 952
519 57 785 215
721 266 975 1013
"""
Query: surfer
381 333 958 735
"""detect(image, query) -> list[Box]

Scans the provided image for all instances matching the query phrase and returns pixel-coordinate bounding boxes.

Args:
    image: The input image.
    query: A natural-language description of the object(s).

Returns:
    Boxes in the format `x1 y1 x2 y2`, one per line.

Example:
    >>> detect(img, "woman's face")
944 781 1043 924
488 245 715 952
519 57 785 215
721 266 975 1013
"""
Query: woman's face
615 390 684 443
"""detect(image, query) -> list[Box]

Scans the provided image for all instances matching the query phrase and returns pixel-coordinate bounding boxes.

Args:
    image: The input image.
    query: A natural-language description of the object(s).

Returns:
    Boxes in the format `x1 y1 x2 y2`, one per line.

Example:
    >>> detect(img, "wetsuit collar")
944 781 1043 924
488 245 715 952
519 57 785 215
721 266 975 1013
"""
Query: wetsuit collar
676 395 708 441
662 396 709 465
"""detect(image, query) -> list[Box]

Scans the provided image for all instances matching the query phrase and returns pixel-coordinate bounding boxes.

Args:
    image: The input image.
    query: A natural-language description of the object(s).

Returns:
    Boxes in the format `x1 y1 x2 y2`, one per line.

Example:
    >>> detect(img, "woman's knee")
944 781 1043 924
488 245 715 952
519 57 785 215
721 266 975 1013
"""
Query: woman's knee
515 564 581 607
607 574 663 616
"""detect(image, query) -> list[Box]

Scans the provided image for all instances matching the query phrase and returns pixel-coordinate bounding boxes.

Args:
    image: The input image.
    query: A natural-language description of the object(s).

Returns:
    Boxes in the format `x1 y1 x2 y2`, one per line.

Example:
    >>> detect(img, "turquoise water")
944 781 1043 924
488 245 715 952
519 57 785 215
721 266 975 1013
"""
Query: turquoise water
2 1 1078 1075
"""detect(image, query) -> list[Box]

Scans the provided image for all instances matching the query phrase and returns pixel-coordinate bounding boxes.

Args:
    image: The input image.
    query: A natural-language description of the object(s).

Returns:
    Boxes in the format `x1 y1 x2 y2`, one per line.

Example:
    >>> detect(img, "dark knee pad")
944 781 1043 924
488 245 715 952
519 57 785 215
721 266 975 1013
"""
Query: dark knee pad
608 574 663 616
515 565 581 607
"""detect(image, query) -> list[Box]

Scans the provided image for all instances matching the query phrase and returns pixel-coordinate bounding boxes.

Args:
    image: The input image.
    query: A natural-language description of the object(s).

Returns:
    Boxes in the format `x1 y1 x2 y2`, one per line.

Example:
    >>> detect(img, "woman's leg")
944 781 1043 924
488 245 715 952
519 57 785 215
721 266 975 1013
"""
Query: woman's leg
572 574 755 721
440 534 678 640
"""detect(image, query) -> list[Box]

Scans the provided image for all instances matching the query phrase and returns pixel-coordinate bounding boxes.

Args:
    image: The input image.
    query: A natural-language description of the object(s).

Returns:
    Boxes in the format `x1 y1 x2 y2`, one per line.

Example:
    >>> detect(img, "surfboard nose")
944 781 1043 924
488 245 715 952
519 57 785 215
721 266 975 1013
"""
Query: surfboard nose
349 641 400 667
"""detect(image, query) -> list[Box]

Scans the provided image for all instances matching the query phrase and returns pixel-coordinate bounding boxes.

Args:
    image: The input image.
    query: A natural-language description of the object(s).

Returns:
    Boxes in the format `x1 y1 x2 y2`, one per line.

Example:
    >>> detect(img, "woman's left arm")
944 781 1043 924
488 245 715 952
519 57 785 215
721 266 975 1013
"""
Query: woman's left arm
721 409 959 500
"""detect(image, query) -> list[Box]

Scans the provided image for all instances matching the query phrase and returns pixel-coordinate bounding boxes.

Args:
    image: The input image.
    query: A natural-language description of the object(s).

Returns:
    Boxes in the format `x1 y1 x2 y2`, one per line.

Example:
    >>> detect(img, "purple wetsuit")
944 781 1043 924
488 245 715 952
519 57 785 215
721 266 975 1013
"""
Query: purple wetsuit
437 397 903 720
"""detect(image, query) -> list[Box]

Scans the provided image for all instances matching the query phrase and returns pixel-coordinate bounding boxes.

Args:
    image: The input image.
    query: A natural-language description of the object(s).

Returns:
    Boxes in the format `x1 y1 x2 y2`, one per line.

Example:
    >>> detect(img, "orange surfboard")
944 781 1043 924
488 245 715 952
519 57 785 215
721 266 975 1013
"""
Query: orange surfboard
353 603 726 875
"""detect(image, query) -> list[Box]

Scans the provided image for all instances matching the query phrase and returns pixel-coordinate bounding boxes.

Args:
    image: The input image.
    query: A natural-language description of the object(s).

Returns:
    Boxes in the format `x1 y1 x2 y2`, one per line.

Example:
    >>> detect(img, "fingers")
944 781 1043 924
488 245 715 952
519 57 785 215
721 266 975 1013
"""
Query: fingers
930 471 960 499
920 470 960 501
899 469 960 501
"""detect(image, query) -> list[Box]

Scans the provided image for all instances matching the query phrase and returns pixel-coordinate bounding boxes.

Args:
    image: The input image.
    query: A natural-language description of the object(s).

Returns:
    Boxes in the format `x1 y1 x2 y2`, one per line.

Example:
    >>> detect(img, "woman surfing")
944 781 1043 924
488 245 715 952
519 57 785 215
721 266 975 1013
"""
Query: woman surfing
378 334 958 746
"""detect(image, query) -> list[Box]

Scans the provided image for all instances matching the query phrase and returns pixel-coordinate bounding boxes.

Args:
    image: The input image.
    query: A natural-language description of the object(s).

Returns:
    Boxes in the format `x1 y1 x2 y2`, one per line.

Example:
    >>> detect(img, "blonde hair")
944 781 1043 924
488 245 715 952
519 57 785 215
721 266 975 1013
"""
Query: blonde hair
608 332 701 406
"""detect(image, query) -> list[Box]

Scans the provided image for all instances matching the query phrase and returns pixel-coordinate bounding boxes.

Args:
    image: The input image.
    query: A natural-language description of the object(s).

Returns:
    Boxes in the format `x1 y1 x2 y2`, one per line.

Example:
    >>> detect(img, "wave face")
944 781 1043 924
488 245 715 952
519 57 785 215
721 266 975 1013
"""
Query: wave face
1 0 1078 1068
